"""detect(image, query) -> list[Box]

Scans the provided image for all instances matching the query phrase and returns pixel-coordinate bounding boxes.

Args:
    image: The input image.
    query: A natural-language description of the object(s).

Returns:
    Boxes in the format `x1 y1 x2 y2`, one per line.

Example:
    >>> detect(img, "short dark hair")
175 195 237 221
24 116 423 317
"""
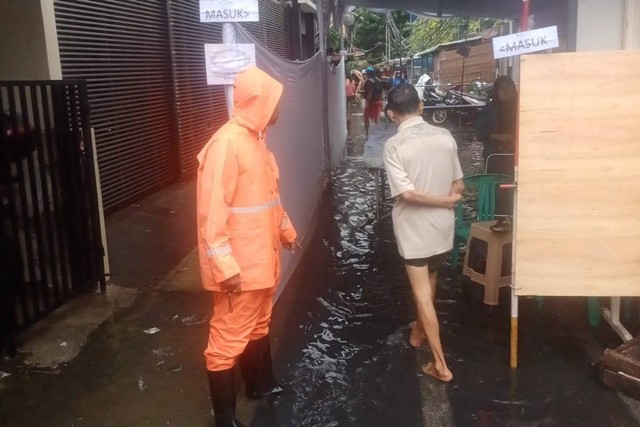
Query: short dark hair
387 83 421 116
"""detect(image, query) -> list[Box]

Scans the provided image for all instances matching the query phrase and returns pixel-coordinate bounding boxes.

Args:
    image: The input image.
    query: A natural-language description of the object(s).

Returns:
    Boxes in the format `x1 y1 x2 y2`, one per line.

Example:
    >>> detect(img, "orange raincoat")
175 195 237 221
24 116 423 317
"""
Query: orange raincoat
197 67 297 371
197 67 297 292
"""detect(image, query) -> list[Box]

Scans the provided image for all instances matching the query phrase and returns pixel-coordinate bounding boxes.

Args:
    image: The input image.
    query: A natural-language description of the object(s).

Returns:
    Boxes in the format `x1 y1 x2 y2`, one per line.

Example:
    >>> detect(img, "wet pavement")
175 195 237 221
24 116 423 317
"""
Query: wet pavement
2 116 640 426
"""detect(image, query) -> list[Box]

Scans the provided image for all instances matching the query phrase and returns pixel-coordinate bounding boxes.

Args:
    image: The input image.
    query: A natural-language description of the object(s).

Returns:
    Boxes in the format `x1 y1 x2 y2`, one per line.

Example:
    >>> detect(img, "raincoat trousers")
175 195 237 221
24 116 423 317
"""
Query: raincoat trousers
197 67 297 372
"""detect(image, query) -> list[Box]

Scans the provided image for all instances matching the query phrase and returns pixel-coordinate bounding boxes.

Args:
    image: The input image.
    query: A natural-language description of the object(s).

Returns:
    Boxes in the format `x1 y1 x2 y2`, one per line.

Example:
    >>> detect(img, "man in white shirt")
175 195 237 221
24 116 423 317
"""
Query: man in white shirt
383 83 464 382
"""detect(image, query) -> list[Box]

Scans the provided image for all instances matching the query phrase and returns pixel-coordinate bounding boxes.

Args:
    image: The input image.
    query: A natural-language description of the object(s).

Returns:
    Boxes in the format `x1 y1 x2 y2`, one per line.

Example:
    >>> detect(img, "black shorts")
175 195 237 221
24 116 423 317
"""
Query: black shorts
404 252 449 272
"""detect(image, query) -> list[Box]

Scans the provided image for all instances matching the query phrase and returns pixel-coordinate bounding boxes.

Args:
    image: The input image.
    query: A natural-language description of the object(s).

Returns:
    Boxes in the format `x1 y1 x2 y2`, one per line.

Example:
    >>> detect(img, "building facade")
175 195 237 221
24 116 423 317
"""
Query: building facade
1 0 316 210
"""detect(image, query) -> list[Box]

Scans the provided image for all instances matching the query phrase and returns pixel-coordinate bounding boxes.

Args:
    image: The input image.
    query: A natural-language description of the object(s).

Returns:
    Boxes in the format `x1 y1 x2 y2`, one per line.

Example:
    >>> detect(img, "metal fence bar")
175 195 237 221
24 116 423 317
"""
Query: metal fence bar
19 85 51 314
31 83 61 306
6 86 40 323
78 83 106 292
39 83 72 302
0 88 28 325
0 80 104 333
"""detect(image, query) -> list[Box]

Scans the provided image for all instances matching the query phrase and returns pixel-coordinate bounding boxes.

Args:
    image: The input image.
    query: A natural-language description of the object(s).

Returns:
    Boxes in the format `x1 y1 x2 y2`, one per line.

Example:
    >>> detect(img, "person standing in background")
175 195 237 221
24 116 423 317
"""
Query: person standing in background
363 66 383 136
346 76 356 134
391 70 404 87
476 75 518 160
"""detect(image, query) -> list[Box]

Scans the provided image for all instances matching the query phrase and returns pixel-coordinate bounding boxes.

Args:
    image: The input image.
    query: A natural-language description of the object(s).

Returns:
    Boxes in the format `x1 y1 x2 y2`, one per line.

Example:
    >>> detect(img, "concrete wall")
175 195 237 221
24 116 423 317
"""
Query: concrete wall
575 0 640 51
0 0 61 80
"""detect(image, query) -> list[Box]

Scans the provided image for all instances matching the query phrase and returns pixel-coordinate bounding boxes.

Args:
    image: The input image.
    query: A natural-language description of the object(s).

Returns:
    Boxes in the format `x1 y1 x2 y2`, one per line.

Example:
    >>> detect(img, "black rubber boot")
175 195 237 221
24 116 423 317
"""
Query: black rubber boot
239 335 283 398
207 368 245 427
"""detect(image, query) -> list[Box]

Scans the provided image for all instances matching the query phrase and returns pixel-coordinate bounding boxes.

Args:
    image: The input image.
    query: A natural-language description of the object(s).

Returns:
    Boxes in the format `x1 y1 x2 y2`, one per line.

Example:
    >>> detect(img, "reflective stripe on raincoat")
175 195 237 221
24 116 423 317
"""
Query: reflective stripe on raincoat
196 67 297 292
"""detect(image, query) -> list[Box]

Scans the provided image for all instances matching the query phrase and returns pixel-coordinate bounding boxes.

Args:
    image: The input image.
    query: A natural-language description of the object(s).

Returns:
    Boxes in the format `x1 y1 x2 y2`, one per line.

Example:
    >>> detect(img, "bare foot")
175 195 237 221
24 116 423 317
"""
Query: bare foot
421 362 453 383
409 321 425 348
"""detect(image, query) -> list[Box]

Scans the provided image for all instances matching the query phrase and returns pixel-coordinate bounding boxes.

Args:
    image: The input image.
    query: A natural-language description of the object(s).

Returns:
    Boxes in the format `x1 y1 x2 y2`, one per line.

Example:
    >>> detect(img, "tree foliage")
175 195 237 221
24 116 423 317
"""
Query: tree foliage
350 8 411 63
408 17 498 54
348 11 497 64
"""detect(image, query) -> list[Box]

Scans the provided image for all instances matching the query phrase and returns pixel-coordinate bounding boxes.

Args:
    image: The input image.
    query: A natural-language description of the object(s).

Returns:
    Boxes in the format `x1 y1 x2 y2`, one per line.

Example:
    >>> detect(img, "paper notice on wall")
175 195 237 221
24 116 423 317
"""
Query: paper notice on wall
200 0 259 22
492 26 559 59
204 44 256 85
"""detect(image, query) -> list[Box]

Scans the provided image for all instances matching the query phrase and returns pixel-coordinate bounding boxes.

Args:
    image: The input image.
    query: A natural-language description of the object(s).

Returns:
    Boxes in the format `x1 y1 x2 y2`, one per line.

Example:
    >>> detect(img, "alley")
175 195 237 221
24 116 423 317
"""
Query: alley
2 120 640 426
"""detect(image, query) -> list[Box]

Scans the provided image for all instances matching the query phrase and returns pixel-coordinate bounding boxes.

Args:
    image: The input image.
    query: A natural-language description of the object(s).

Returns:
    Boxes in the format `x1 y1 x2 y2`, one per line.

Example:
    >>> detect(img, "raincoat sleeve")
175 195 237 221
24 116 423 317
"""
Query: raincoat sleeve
279 210 297 245
200 138 241 282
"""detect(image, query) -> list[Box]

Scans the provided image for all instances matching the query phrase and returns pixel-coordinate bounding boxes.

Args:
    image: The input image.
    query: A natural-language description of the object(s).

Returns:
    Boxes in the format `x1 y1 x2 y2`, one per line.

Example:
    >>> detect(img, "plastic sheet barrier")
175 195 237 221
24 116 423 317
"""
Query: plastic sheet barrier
236 25 326 297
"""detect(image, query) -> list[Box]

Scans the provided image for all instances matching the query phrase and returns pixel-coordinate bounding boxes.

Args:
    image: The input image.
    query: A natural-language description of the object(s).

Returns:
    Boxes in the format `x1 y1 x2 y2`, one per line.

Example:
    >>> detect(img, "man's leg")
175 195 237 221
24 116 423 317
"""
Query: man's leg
238 287 282 398
410 258 440 347
205 291 265 426
405 264 453 382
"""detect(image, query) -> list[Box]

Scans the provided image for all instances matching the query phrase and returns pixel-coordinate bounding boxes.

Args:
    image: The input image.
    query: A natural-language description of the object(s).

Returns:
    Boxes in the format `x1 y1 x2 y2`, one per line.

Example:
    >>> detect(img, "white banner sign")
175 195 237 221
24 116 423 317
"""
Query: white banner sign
200 0 259 22
492 26 559 59
204 43 256 85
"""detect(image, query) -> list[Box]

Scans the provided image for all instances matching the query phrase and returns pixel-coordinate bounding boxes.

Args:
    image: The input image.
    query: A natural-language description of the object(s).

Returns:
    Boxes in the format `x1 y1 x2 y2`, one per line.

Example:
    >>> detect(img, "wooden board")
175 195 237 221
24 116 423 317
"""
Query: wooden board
515 51 640 296
438 41 496 85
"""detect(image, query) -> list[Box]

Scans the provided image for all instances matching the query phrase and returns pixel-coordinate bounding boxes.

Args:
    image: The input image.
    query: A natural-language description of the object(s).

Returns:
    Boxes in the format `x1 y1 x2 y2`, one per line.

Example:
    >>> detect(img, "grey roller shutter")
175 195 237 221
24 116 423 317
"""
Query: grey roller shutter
167 1 228 176
54 0 179 210
167 0 292 176
242 0 292 59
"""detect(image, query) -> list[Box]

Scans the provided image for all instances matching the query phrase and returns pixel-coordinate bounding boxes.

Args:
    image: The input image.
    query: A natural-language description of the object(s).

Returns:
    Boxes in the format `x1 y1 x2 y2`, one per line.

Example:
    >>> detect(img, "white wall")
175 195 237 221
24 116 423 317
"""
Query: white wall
0 0 61 80
575 0 640 51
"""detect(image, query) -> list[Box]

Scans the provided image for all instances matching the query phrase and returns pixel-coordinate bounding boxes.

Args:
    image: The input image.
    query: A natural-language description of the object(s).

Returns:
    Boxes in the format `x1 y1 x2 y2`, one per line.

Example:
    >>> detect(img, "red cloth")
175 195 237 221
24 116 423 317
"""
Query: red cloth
365 99 382 120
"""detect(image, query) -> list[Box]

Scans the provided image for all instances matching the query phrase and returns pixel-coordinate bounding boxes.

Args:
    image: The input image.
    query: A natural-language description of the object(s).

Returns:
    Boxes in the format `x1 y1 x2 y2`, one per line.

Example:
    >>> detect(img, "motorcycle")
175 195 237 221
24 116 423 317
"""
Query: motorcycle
422 85 485 127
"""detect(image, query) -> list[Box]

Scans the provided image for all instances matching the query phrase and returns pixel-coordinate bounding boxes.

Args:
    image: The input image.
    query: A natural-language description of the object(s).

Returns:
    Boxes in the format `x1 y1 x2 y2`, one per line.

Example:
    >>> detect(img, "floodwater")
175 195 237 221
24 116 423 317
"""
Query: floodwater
260 123 640 427
262 128 484 427
2 118 640 426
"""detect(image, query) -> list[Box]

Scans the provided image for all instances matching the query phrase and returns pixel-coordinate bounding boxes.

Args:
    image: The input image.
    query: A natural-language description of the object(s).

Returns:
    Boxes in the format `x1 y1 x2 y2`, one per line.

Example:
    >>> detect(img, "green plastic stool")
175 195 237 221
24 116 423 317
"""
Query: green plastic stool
451 174 512 267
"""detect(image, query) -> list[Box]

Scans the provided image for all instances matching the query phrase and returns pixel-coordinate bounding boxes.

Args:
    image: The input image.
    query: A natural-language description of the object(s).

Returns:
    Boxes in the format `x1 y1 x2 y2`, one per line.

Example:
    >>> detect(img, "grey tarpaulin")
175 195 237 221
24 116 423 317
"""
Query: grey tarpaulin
235 25 328 298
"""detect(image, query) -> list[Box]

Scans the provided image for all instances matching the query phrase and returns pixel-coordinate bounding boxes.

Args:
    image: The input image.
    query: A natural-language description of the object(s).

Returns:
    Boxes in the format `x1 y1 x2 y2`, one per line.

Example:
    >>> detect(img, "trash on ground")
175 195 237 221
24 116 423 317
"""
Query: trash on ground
0 371 11 380
60 341 68 347
143 327 160 335
181 315 208 326
152 347 172 357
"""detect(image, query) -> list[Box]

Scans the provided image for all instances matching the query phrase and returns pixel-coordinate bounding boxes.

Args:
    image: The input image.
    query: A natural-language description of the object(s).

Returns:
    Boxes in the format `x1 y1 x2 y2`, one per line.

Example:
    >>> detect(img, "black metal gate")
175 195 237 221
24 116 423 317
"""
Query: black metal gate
1 80 105 330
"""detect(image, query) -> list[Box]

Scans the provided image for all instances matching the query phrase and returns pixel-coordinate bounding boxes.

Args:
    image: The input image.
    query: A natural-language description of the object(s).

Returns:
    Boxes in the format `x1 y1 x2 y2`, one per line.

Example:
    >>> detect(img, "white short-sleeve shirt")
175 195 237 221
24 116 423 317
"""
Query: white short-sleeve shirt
383 116 464 259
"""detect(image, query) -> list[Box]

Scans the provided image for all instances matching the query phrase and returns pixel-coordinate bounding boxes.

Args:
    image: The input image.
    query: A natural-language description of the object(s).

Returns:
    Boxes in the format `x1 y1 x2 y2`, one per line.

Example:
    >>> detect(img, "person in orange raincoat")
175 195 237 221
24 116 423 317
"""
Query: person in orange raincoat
196 66 298 427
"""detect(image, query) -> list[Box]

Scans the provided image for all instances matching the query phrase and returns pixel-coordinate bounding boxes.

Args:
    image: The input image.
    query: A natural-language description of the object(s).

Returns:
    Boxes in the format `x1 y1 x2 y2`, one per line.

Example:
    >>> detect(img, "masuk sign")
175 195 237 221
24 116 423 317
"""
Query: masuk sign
200 0 259 22
492 26 560 59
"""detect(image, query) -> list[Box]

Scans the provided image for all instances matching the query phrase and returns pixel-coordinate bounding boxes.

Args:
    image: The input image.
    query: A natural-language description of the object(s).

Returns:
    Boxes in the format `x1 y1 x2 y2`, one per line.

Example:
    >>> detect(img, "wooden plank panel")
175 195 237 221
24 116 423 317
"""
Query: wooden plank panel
515 51 640 296
438 41 496 84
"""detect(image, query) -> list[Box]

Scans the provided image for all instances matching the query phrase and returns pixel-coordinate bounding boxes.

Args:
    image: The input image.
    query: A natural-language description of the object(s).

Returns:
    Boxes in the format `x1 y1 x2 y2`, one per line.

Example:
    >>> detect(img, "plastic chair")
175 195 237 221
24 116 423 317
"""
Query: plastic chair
451 174 512 267
484 153 515 176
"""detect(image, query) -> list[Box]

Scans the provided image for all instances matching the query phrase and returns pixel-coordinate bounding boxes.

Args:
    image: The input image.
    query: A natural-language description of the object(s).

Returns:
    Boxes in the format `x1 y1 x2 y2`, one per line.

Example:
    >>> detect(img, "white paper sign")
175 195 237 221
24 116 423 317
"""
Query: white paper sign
200 0 259 22
492 26 560 59
204 44 256 85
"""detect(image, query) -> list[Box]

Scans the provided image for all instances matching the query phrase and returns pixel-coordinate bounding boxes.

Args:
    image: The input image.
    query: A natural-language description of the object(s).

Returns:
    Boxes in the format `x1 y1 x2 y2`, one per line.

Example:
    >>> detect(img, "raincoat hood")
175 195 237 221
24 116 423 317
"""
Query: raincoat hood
232 67 284 133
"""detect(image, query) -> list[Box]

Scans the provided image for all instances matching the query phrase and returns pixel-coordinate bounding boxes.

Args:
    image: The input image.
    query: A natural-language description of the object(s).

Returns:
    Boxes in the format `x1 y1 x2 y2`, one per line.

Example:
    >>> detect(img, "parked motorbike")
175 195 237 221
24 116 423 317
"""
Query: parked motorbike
422 86 485 127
